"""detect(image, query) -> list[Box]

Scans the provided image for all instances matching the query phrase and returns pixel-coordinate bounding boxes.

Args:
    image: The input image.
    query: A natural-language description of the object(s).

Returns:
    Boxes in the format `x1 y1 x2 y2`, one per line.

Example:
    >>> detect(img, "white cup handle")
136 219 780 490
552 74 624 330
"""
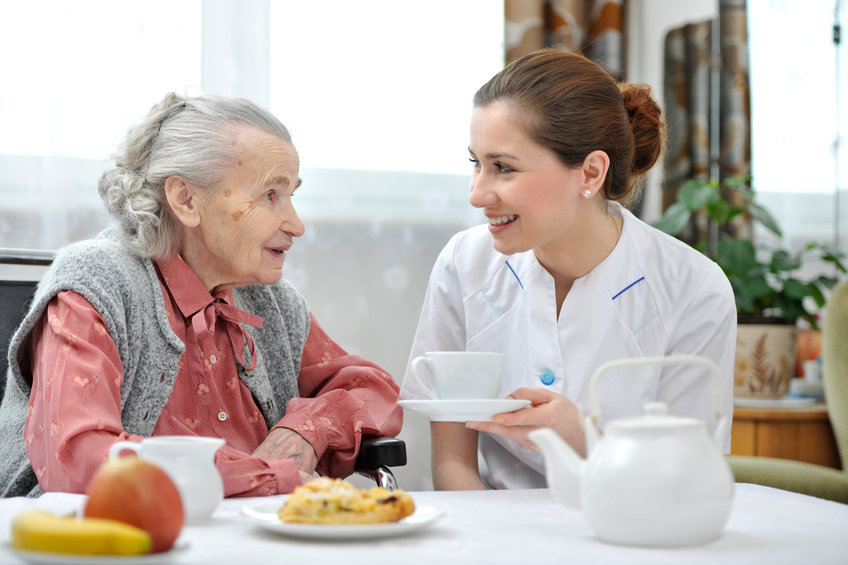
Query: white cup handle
109 441 142 459
410 356 438 400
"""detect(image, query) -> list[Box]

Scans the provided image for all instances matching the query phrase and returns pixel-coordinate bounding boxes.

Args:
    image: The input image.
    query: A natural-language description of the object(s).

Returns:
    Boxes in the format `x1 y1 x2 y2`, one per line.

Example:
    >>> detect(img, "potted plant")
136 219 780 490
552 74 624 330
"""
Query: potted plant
653 176 846 397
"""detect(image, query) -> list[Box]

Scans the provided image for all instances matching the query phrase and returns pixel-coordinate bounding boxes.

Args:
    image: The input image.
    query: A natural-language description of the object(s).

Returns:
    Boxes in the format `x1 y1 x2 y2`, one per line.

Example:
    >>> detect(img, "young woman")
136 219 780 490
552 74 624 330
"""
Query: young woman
402 49 736 490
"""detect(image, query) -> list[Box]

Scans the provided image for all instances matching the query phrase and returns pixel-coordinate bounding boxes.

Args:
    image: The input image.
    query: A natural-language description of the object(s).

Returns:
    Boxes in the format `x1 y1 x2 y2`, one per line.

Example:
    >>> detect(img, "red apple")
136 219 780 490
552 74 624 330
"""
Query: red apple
84 456 184 553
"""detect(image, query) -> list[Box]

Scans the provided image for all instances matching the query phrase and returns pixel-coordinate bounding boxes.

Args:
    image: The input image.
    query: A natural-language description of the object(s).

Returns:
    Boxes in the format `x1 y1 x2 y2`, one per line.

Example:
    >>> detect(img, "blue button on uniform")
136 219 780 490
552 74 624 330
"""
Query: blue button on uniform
539 369 556 386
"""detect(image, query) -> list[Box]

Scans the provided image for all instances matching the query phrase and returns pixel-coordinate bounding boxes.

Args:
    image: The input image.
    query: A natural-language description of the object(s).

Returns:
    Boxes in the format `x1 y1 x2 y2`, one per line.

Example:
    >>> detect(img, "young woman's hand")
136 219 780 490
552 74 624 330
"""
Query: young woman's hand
466 387 587 457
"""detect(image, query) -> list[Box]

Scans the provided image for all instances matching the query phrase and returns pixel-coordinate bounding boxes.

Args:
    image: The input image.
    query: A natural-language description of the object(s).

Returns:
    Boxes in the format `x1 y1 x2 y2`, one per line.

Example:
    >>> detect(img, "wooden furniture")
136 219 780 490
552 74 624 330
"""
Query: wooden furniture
731 403 841 469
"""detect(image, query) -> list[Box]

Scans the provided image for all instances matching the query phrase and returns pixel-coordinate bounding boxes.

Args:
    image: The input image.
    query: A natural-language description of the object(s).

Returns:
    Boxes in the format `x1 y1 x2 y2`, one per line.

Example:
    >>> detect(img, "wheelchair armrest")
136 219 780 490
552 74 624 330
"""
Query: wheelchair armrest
355 436 407 471
354 436 407 491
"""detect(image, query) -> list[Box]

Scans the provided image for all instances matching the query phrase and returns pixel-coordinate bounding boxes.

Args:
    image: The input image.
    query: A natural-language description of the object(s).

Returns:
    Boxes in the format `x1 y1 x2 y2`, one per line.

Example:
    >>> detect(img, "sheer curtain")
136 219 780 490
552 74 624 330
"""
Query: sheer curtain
0 0 505 491
0 1 203 250
748 0 847 258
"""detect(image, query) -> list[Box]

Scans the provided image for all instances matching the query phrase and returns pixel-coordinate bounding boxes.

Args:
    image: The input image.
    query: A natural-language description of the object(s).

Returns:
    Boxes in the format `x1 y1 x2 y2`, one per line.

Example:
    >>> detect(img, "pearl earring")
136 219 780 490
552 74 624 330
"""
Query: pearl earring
582 190 592 199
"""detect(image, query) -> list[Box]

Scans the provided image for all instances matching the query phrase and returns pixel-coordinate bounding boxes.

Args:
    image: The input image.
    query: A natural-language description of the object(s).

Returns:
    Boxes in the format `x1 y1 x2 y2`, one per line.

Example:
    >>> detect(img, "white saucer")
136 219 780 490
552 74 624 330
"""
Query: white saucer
241 500 443 540
398 399 531 422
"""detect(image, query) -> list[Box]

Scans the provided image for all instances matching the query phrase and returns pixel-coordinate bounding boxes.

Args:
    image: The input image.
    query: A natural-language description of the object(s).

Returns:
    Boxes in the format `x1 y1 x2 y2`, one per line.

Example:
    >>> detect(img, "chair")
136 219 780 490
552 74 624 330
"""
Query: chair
1 248 406 491
726 279 848 504
0 248 54 401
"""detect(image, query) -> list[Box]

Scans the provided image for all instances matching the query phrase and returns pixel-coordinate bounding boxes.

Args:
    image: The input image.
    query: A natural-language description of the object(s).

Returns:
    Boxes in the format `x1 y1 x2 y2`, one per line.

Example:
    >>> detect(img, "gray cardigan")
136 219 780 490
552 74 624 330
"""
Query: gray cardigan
0 231 310 497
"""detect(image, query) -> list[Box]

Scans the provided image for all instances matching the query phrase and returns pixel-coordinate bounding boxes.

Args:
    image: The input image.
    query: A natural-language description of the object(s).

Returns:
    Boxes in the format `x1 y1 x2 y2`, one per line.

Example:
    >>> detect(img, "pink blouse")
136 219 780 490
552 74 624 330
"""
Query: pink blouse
24 254 401 497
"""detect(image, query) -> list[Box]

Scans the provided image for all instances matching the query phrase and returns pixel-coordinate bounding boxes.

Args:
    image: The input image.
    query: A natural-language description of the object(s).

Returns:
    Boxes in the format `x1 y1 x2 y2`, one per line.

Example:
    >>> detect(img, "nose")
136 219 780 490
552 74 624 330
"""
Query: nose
469 171 496 209
282 203 305 238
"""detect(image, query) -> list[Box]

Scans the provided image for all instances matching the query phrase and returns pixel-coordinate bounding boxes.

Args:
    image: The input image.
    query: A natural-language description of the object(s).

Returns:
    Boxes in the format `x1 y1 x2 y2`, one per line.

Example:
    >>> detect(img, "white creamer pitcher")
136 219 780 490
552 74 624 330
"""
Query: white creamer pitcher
110 436 225 526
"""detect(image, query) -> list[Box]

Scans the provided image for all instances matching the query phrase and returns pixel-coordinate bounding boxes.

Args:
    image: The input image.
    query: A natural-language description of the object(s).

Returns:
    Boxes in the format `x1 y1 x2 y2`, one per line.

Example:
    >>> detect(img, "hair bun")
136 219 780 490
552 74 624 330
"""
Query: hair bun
620 83 665 176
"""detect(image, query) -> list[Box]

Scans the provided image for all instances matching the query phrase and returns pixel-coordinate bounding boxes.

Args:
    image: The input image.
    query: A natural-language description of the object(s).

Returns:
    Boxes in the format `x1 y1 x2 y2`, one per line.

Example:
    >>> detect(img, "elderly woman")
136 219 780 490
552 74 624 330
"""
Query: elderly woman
0 93 402 497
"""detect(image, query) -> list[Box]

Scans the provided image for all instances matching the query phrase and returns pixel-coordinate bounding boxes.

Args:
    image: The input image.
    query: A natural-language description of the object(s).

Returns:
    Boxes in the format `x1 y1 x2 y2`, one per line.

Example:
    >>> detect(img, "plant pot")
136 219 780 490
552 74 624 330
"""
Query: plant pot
734 320 798 398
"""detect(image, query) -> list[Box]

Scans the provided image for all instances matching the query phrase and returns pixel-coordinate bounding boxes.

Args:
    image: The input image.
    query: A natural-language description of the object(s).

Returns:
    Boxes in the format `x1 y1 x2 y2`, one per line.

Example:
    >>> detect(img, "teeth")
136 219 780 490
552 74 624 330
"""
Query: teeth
489 215 517 226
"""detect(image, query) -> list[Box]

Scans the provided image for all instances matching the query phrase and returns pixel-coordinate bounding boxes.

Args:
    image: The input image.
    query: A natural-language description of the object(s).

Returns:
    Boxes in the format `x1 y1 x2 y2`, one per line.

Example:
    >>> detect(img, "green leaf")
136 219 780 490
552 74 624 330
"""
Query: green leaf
677 180 721 207
773 294 804 324
724 206 746 223
808 283 827 308
722 174 752 192
739 271 773 300
716 238 756 276
770 249 801 272
814 275 839 290
818 245 848 273
651 202 691 235
781 278 809 300
705 198 730 224
679 180 719 211
747 202 783 237
730 280 754 313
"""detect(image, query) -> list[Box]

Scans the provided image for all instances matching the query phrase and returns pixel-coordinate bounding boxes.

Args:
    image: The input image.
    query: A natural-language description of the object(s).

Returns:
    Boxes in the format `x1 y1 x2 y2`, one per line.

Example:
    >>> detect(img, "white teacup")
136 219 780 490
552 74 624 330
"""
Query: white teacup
409 351 506 400
109 436 225 526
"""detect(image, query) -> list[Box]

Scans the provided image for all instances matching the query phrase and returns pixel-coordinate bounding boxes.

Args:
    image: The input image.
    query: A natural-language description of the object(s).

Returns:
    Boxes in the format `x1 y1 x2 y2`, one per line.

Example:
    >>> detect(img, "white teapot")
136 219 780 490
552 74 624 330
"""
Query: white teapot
528 355 734 548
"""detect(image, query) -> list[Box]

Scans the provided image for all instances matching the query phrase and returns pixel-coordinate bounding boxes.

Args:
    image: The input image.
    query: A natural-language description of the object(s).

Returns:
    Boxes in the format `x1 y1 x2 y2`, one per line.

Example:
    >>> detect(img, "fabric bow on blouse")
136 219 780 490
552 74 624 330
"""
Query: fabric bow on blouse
191 298 264 370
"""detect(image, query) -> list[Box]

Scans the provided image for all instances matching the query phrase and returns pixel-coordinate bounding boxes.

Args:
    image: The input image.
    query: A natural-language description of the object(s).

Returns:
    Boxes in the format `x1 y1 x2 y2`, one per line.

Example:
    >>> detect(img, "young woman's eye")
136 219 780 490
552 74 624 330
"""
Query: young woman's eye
468 157 480 168
495 162 514 174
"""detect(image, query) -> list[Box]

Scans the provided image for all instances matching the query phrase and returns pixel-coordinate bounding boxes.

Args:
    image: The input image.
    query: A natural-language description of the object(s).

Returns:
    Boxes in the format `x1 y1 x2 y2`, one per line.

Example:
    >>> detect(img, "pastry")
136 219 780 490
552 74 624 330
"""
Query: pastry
279 477 415 524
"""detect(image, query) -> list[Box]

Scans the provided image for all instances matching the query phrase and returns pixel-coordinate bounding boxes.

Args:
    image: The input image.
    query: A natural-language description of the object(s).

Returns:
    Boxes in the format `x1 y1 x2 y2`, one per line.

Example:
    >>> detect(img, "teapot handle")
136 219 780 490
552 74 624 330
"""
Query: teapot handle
589 354 725 427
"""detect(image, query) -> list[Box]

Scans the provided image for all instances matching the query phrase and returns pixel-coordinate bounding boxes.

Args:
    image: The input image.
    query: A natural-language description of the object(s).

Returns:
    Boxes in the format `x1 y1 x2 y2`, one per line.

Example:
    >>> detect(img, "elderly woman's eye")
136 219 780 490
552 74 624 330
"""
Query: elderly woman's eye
264 191 275 201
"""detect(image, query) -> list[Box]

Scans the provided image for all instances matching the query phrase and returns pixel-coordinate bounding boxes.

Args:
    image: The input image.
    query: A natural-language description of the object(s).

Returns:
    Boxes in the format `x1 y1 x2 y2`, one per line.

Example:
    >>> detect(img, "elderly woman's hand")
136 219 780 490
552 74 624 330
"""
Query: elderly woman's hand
252 428 318 480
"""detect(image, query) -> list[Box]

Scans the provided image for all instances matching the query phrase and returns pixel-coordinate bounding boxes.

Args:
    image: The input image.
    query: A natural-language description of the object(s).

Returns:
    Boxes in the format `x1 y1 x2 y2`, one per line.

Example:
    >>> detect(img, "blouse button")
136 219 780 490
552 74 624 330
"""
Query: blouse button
539 369 556 386
217 410 228 422
209 354 217 365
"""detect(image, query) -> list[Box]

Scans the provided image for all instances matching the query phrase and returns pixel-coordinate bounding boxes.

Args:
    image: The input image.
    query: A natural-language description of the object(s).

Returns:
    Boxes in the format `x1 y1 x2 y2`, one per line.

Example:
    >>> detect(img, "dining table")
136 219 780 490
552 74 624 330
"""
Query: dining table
0 483 845 565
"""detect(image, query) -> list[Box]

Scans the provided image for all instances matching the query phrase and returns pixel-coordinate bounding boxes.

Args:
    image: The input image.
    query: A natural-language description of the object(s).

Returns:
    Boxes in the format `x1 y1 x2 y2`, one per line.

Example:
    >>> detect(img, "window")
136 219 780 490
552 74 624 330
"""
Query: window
0 0 504 248
748 0 847 250
0 1 203 249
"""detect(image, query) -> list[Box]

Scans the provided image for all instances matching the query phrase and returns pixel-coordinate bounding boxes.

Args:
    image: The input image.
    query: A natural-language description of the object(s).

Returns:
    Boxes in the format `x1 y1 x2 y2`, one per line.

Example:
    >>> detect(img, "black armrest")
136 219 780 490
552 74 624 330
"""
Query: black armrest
354 436 407 491
355 436 407 470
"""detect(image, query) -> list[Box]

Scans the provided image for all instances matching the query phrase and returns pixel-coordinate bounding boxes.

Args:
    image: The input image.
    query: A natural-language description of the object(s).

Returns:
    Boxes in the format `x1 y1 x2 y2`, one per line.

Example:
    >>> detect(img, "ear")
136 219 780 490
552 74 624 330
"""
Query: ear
580 150 610 197
164 176 202 228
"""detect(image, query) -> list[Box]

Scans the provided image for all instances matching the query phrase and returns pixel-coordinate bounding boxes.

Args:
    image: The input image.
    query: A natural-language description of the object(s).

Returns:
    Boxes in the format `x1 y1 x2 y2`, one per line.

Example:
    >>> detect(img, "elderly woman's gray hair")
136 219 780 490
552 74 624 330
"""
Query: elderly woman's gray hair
97 92 293 258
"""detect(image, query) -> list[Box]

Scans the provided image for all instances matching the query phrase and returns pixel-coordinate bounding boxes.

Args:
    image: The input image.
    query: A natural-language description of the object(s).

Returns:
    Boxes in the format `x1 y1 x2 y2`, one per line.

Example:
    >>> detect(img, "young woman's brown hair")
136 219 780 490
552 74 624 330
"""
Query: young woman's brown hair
473 48 665 206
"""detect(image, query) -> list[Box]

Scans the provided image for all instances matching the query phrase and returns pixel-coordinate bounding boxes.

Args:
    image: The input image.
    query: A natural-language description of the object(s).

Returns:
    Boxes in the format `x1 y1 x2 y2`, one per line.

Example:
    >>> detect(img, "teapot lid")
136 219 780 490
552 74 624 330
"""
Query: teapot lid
605 402 704 433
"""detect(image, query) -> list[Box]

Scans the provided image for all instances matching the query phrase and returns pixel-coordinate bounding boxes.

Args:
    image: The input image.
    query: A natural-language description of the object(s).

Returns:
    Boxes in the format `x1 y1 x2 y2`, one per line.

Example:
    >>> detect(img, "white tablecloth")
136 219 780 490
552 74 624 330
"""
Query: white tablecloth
0 484 845 564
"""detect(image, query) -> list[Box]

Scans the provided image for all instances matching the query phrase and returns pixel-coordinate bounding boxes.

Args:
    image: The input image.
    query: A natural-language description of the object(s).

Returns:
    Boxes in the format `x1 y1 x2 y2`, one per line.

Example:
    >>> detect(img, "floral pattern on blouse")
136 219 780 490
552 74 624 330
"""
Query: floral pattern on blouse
24 253 401 496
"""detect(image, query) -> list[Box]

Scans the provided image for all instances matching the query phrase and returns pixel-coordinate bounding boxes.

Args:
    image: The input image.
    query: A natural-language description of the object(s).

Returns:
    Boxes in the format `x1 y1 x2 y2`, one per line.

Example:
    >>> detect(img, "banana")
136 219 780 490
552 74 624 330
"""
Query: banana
11 510 152 556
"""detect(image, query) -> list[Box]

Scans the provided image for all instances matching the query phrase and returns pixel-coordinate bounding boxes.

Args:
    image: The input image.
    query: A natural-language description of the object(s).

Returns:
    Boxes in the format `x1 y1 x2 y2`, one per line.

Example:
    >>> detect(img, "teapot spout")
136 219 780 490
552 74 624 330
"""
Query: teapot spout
528 428 584 511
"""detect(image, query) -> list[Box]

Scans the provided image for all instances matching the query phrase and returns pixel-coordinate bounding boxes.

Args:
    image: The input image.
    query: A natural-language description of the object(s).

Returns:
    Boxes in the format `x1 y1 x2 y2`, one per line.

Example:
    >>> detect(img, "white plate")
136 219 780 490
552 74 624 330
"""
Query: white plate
398 399 531 422
241 500 443 540
5 542 188 565
734 397 818 407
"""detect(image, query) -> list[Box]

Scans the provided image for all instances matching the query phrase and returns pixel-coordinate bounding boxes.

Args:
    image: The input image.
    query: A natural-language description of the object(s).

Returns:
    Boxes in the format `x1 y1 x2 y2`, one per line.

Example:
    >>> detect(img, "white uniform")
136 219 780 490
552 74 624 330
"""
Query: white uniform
402 203 737 489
